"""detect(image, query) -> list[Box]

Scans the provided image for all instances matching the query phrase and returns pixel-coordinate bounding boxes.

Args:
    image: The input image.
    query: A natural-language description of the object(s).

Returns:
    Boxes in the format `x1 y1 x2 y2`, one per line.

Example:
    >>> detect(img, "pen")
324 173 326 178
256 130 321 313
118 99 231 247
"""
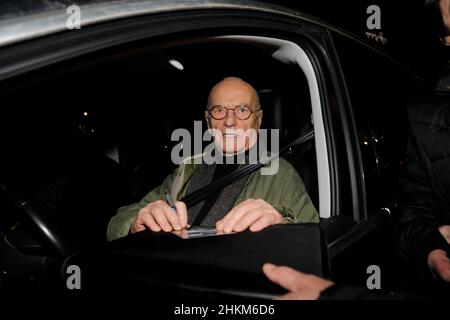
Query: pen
166 192 191 230
165 192 177 213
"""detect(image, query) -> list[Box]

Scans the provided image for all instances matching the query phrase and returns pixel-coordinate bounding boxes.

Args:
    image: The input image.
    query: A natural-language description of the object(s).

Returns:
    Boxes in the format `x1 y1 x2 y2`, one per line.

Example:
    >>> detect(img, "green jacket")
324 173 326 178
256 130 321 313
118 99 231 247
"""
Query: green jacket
107 156 319 241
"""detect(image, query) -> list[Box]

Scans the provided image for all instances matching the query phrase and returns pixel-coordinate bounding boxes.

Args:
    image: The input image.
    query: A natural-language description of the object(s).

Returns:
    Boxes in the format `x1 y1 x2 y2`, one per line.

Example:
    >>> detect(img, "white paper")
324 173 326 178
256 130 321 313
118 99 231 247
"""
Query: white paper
172 226 231 239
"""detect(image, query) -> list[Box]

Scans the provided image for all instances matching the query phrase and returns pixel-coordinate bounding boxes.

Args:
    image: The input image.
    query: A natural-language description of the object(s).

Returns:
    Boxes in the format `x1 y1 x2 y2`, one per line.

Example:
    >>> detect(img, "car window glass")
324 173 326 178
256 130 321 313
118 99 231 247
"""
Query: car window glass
332 34 419 216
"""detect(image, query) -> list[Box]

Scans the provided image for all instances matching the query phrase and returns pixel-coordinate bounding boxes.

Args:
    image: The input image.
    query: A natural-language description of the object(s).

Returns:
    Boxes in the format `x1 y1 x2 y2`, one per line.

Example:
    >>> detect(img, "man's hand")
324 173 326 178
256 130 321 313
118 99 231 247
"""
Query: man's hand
262 263 334 300
215 199 288 233
130 200 188 233
428 249 450 282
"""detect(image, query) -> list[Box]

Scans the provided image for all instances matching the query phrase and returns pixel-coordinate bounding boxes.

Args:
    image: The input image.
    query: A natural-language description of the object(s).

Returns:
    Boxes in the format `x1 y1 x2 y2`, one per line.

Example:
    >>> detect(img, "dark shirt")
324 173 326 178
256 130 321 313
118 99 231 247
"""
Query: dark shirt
191 157 239 226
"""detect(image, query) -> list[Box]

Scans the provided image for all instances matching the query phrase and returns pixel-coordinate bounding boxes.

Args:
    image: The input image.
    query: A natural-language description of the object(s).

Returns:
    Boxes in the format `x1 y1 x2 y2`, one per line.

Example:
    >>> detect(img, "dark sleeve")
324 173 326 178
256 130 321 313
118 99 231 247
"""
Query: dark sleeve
319 284 418 300
319 284 371 300
395 132 450 274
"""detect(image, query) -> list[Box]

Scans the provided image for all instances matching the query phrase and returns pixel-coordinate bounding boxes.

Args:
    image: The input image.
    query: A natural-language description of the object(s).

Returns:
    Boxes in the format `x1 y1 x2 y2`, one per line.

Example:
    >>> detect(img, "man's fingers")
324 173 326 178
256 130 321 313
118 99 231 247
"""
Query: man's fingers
132 200 188 233
220 199 259 232
174 201 188 228
131 207 151 233
155 200 186 231
249 214 273 232
262 263 308 292
151 206 173 232
234 209 265 232
141 212 161 232
131 220 146 233
218 198 254 229
219 199 283 233
154 200 183 231
163 204 183 231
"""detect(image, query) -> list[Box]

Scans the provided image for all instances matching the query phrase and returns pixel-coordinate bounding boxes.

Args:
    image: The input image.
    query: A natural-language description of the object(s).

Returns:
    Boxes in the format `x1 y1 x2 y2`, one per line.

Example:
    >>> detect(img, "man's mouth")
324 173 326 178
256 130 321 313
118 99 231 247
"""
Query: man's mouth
223 133 237 138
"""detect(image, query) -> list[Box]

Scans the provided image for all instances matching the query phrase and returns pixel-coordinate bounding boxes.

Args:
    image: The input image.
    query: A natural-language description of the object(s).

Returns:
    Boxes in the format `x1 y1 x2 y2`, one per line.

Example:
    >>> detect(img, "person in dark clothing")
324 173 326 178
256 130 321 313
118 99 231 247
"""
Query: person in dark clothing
261 0 450 300
395 0 450 284
395 71 450 282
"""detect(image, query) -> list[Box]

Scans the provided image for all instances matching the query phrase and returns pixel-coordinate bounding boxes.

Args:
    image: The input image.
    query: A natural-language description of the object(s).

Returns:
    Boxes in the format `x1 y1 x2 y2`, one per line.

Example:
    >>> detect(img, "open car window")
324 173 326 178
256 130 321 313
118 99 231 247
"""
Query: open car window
0 34 330 239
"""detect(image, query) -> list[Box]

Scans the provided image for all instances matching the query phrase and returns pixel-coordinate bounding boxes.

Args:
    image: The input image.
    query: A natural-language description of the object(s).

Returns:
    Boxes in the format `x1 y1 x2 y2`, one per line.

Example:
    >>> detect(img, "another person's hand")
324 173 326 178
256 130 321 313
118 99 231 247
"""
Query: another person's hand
263 263 334 300
426 225 450 282
438 225 450 244
438 0 450 34
216 199 289 233
130 200 188 233
427 249 450 282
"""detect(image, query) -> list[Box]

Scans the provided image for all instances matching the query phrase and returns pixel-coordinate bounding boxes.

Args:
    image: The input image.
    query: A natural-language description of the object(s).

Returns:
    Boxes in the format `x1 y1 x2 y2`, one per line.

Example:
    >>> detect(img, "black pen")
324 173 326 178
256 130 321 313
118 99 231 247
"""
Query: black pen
165 192 177 213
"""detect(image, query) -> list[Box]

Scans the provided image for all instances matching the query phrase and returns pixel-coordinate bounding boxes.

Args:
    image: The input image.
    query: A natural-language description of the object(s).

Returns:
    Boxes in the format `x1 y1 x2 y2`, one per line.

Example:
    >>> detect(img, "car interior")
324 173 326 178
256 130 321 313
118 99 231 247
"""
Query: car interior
0 35 324 293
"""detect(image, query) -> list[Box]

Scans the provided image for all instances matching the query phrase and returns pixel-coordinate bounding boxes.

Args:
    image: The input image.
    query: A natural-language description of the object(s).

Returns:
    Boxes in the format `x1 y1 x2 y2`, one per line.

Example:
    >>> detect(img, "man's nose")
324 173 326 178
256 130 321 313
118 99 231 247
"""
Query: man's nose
224 109 236 127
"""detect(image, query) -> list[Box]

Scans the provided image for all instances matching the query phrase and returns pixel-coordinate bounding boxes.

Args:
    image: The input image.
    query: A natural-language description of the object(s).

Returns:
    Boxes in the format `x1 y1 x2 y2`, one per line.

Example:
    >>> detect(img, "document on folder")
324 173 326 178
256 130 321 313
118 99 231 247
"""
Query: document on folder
172 226 231 239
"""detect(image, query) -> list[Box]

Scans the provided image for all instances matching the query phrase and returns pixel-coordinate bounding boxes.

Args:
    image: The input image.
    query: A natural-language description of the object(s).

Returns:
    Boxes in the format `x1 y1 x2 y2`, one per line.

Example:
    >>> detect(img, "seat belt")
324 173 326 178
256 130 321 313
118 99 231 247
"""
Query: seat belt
181 129 314 209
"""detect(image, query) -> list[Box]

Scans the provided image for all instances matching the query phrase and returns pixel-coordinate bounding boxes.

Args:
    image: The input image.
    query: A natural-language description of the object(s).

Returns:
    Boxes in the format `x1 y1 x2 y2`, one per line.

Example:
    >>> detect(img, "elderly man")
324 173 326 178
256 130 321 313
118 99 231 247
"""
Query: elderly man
107 77 318 241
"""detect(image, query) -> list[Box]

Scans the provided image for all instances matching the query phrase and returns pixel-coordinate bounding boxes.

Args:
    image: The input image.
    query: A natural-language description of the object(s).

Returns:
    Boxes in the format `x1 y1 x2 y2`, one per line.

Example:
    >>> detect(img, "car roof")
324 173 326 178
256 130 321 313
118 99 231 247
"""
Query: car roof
0 0 418 81
0 0 340 48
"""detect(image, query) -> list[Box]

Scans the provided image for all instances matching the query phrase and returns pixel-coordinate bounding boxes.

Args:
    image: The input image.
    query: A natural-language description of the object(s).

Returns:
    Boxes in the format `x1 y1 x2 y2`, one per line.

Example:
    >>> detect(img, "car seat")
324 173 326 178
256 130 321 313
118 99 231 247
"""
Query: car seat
258 88 319 209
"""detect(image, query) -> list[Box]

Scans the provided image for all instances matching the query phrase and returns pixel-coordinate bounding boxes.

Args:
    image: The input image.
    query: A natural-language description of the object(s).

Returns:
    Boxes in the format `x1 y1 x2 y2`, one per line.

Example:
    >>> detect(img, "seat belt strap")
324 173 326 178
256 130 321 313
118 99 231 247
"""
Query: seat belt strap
181 129 314 209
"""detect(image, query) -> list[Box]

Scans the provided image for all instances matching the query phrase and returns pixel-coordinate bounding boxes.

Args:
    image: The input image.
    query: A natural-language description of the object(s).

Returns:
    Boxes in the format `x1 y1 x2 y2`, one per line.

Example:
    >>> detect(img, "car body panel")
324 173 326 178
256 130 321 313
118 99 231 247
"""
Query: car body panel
0 0 424 298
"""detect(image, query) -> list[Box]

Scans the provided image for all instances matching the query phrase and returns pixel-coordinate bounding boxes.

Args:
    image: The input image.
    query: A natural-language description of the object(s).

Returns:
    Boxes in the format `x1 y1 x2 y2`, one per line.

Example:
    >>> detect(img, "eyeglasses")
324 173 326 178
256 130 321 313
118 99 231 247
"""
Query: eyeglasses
207 105 261 120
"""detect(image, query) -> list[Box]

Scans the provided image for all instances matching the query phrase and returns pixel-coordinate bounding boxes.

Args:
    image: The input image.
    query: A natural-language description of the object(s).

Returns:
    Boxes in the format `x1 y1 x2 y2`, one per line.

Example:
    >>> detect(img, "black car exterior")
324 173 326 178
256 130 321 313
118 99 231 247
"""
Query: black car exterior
0 0 423 298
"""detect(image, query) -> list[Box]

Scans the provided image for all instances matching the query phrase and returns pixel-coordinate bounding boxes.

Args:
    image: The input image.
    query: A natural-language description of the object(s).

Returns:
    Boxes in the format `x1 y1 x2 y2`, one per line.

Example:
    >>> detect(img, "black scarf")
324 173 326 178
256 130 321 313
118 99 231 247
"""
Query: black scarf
186 149 255 227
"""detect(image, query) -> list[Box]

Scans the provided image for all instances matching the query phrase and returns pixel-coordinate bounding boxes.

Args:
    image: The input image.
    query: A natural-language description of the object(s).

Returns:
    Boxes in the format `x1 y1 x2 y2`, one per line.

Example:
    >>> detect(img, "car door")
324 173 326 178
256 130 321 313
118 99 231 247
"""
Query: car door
324 30 424 287
0 0 350 296
0 0 419 297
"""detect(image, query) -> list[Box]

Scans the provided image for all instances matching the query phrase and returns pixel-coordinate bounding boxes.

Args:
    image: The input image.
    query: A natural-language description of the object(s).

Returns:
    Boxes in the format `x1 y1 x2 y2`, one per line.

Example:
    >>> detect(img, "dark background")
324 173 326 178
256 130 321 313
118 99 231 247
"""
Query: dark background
265 0 449 84
0 0 447 83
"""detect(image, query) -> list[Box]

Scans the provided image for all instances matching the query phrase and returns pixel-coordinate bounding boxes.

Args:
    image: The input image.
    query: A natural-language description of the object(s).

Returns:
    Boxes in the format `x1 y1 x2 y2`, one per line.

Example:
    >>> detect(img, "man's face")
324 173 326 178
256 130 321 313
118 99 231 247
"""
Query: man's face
205 79 262 154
